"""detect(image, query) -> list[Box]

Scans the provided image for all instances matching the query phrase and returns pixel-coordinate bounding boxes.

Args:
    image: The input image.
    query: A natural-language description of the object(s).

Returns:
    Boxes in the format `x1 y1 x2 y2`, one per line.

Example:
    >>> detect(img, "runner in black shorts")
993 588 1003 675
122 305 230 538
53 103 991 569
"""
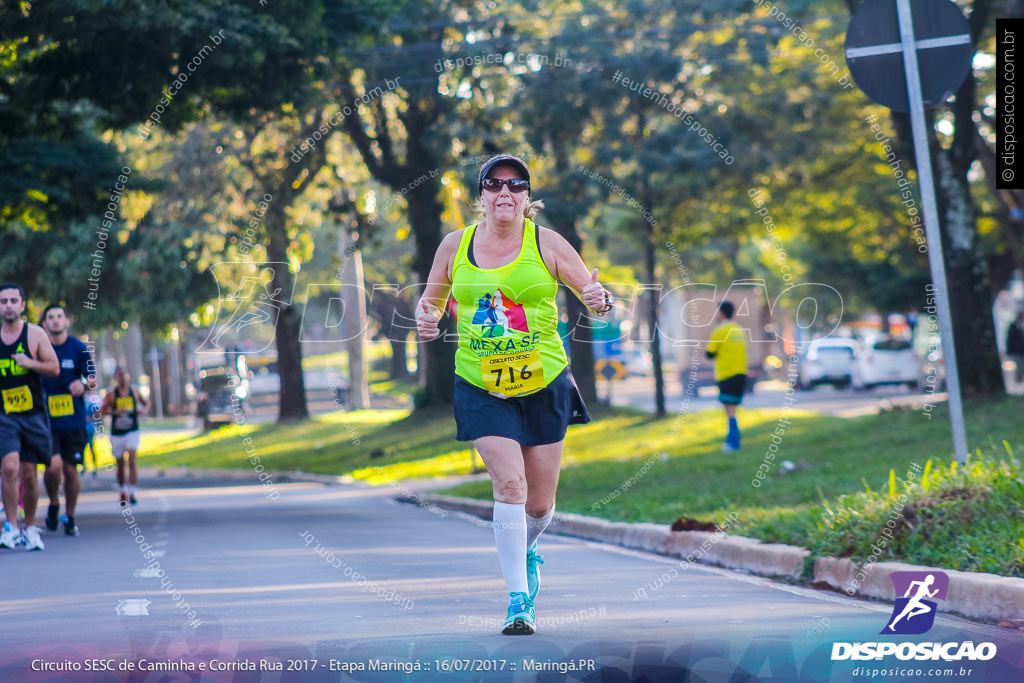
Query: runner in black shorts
416 155 613 635
0 283 60 551
102 367 148 506
40 304 95 536
706 301 748 452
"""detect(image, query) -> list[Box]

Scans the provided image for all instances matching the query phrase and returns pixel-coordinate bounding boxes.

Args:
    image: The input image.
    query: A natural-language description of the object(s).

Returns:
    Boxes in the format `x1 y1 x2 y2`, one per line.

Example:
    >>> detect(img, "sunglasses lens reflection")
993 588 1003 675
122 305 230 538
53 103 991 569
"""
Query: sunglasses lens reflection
482 178 530 193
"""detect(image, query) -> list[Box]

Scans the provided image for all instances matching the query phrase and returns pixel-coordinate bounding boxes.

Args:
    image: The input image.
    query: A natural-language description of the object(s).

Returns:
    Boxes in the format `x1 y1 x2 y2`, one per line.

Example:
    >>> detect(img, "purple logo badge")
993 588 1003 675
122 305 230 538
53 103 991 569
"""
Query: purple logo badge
882 571 949 635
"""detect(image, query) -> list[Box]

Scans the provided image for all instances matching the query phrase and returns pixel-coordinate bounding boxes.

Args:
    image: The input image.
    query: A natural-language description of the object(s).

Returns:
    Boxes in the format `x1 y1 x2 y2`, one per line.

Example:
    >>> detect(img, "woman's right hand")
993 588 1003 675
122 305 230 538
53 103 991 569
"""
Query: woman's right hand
416 299 442 340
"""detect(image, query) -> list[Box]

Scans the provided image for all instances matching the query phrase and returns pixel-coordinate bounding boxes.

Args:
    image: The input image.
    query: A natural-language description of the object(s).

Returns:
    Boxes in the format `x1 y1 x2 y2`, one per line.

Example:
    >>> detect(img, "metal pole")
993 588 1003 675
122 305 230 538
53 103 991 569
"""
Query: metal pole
149 346 164 419
169 328 181 416
896 0 968 463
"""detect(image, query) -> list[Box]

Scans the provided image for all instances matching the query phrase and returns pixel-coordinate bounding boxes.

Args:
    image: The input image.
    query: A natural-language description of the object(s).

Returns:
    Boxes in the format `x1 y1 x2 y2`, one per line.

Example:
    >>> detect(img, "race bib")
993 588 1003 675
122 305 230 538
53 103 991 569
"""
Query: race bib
2 386 33 413
481 349 545 396
116 396 135 412
48 393 74 417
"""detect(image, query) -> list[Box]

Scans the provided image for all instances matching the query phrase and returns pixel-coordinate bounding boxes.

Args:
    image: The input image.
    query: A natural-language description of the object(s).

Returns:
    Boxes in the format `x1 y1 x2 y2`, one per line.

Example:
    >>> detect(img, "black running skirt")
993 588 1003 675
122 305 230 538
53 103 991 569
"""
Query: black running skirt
454 366 591 446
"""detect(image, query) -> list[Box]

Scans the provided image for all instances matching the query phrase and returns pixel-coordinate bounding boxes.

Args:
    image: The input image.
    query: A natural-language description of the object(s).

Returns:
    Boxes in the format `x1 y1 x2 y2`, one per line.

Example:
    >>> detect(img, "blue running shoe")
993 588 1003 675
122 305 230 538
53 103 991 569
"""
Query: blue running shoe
526 542 544 601
501 592 535 635
0 522 19 549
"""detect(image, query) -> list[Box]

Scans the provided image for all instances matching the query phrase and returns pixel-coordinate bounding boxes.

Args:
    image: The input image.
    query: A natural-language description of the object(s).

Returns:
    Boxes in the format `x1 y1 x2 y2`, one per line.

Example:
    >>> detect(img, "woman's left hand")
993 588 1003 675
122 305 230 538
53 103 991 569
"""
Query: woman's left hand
582 268 611 313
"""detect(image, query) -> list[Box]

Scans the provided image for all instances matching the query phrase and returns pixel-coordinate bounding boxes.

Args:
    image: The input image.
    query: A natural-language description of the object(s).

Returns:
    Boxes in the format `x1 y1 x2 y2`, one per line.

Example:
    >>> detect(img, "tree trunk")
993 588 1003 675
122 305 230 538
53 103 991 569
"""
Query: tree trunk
556 219 598 403
406 187 454 406
934 151 1005 396
265 201 309 422
339 228 369 409
535 141 598 402
364 282 414 382
934 40 1005 397
636 105 666 417
644 222 666 418
390 335 410 381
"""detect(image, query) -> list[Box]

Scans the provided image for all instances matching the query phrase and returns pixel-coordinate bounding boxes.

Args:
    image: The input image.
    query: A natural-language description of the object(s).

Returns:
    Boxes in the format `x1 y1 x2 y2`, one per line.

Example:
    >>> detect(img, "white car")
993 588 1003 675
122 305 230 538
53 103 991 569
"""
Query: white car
798 338 859 389
855 337 922 389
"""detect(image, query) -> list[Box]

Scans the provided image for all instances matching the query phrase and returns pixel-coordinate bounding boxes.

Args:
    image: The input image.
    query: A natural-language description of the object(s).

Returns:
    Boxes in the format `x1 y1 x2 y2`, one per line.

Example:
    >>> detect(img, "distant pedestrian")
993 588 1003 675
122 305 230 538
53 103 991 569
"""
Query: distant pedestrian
1007 312 1024 387
706 301 747 452
101 367 149 506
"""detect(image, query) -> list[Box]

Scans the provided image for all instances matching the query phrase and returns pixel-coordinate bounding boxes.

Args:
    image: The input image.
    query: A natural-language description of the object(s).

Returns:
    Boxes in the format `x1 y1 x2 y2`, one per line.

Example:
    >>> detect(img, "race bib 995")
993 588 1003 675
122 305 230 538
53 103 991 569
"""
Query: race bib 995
2 386 33 413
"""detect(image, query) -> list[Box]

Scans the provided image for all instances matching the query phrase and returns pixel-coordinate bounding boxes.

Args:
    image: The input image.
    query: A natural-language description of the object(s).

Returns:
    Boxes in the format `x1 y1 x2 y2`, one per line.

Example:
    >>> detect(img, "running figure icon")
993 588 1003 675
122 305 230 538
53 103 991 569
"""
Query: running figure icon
886 574 939 632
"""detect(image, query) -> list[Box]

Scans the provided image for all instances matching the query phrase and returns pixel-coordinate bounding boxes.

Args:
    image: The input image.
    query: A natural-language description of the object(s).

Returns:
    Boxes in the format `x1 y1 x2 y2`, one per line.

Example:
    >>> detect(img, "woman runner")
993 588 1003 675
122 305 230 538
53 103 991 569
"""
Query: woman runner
416 155 613 634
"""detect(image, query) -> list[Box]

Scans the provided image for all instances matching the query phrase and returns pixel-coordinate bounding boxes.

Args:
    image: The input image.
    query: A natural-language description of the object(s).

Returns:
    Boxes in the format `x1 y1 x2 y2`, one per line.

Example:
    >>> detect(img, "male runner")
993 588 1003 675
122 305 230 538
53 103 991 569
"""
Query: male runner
0 283 60 550
102 367 149 506
706 301 748 452
40 304 95 536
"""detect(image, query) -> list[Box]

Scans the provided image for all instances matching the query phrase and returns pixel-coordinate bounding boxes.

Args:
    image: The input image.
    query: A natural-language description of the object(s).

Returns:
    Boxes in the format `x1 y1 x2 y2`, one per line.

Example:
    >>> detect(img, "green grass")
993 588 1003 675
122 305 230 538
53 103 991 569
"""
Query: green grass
797 451 1024 576
442 398 1024 575
141 407 468 475
301 342 393 371
139 396 1024 576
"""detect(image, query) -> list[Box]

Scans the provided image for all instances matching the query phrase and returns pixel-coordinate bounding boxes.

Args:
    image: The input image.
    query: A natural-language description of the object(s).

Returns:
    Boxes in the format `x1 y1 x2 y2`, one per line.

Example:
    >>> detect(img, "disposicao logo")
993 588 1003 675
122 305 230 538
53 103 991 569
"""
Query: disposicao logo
883 570 948 635
831 571 997 662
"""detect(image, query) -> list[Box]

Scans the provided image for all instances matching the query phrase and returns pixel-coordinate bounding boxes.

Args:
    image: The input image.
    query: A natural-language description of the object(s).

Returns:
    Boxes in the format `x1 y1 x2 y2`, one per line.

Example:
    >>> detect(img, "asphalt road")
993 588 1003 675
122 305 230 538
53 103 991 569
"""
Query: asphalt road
1 473 1020 682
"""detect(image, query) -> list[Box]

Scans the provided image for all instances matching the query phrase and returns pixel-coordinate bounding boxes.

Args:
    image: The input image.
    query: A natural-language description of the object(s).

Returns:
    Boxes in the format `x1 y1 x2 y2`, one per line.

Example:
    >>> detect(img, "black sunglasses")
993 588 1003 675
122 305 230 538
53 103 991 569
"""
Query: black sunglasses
481 177 531 193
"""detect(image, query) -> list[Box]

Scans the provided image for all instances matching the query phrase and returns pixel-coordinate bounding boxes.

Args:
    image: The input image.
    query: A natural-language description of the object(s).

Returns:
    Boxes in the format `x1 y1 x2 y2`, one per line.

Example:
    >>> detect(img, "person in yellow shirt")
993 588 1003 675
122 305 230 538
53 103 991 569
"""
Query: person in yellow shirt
706 301 747 452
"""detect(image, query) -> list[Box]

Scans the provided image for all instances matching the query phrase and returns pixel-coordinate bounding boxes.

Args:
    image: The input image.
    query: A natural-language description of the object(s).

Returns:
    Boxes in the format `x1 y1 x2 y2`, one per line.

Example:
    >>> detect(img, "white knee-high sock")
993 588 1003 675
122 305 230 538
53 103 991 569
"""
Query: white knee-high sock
492 501 528 596
526 508 554 549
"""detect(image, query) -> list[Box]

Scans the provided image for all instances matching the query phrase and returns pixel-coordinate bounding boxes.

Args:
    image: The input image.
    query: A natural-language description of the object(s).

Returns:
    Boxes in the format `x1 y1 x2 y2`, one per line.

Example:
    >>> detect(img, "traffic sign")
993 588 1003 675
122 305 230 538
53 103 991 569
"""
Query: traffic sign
844 0 970 463
592 339 623 360
845 0 972 112
595 359 626 381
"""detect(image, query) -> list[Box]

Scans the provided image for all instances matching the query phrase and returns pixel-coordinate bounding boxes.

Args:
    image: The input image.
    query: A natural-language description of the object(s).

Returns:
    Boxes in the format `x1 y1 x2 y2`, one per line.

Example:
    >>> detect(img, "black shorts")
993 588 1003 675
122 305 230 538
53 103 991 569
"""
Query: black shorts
0 411 52 466
454 366 591 446
52 428 89 466
717 374 747 405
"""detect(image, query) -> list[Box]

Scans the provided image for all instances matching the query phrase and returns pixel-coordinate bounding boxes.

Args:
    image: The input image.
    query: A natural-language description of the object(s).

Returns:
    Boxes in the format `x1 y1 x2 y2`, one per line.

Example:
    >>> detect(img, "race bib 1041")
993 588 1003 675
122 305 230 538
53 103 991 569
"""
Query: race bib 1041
48 393 74 417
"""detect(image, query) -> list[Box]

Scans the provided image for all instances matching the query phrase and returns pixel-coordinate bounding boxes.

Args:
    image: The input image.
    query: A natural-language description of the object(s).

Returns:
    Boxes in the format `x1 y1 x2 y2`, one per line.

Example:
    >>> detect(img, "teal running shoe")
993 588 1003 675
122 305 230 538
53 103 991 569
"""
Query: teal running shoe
526 542 544 601
501 592 535 635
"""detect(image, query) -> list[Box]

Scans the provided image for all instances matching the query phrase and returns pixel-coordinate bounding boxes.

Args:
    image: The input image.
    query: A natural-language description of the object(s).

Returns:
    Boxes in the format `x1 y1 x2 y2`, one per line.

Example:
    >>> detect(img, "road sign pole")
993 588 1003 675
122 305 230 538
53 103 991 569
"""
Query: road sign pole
895 0 968 463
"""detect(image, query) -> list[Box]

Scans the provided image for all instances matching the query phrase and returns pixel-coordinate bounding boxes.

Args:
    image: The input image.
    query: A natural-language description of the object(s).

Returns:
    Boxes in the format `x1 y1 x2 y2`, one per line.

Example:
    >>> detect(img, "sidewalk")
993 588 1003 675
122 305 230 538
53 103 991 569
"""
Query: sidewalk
416 491 1024 628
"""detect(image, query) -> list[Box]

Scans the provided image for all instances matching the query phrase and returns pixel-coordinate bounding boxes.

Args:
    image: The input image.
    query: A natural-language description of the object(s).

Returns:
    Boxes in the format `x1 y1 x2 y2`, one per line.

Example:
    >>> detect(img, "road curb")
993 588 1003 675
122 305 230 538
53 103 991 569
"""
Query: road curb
418 494 808 580
141 467 356 486
814 557 1024 623
420 493 1024 625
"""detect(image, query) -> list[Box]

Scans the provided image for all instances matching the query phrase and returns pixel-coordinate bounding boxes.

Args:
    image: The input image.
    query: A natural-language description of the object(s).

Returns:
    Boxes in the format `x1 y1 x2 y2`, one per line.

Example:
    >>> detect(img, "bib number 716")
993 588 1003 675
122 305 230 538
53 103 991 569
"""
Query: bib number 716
481 349 545 396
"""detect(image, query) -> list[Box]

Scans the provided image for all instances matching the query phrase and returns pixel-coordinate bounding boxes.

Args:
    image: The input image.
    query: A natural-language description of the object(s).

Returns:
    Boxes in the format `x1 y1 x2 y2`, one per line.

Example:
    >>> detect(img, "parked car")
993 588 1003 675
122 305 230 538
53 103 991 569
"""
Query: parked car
798 338 859 389
855 336 922 390
195 367 249 431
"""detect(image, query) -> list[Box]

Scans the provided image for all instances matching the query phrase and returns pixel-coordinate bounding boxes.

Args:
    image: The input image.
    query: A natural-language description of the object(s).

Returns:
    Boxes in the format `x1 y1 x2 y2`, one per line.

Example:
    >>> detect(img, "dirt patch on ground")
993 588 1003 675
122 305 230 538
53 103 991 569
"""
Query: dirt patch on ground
670 516 721 532
898 487 983 533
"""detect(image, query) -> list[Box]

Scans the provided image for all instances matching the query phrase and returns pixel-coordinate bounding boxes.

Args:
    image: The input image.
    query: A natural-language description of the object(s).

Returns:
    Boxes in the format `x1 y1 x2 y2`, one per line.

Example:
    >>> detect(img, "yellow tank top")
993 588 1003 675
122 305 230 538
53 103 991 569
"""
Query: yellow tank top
452 219 568 396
